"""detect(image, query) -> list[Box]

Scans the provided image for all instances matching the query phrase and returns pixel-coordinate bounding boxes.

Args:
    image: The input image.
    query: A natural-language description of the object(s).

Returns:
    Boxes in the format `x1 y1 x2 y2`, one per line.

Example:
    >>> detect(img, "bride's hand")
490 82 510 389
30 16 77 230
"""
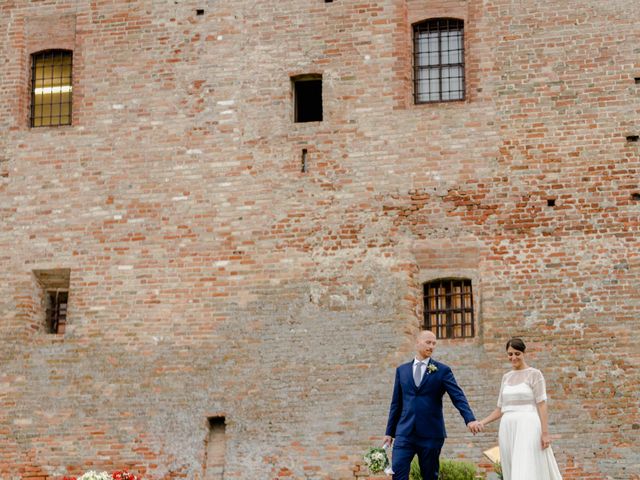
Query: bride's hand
541 432 551 449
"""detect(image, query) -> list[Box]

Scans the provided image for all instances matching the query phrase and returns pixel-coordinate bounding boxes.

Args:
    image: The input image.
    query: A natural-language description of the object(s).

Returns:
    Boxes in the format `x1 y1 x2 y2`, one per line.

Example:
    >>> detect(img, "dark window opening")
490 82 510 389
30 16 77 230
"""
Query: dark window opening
31 50 73 127
301 148 308 172
196 9 204 15
293 76 323 123
33 268 70 334
413 18 465 103
631 193 640 201
46 290 68 334
547 198 556 207
626 135 639 142
423 278 474 339
204 416 226 480
635 77 640 84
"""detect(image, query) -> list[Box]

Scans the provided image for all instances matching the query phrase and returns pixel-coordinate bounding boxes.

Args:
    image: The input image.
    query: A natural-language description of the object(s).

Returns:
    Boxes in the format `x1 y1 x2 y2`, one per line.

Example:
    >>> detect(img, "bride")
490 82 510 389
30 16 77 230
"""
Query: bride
479 338 562 480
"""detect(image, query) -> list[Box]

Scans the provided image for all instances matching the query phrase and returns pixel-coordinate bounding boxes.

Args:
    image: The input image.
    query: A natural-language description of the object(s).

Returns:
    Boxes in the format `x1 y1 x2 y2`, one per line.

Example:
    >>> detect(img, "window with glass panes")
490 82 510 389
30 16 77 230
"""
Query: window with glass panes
413 19 464 103
31 50 73 127
423 279 474 339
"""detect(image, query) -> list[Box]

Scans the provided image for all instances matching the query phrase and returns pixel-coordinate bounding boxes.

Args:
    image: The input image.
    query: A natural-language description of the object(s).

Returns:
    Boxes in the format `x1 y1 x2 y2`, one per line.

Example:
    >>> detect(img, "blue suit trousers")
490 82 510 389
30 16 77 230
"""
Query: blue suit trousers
392 434 444 480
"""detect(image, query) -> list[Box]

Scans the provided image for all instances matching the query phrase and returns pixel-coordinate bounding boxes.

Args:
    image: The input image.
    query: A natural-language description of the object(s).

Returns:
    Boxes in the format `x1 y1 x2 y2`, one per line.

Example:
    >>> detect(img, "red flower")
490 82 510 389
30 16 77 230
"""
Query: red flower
112 471 139 480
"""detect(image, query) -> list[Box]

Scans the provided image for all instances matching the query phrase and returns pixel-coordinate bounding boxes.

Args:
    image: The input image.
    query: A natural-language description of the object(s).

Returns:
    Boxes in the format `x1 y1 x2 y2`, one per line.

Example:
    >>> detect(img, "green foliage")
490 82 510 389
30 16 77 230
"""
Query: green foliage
410 456 478 480
493 461 503 480
409 456 422 480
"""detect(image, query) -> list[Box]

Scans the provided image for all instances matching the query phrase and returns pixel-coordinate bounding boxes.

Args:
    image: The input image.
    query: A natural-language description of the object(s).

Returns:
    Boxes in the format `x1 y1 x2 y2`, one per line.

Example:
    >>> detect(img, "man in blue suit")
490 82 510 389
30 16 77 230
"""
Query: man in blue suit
383 330 482 480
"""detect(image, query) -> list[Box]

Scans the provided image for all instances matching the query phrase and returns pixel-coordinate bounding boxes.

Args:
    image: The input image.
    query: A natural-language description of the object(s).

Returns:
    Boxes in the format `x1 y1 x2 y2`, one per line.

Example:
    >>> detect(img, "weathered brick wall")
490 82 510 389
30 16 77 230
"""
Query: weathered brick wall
1 0 638 479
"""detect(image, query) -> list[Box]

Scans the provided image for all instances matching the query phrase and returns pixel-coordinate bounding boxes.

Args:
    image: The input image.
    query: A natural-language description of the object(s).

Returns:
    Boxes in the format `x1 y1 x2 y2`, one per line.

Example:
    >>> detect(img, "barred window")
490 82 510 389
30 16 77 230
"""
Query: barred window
31 50 73 127
413 18 464 103
34 268 70 334
46 290 69 334
423 278 474 339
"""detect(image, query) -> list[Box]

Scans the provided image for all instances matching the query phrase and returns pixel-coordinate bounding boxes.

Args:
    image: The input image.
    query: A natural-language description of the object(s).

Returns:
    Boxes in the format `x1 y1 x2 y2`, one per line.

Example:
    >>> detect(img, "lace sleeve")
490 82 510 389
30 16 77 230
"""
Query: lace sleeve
497 374 506 407
530 369 548 403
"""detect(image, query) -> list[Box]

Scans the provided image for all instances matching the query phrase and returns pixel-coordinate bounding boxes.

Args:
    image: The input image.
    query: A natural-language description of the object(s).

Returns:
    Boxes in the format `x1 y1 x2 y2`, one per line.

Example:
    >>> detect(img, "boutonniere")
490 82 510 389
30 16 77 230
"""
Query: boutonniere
426 364 438 374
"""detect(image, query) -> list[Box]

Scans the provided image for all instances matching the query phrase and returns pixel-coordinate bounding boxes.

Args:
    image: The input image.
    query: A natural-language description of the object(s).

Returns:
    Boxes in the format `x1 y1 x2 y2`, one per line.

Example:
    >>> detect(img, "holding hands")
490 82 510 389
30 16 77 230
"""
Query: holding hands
467 420 484 435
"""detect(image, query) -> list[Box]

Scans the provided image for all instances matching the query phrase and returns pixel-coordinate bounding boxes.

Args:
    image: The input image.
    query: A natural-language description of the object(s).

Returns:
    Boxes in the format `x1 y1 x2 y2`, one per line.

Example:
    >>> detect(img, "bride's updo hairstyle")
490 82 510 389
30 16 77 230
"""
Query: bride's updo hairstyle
506 337 526 352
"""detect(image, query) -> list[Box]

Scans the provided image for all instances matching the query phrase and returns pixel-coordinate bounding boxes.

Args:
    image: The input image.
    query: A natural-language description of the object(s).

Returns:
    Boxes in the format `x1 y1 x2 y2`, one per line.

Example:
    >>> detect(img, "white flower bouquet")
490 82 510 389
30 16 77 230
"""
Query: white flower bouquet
63 470 140 480
77 472 112 480
363 446 392 475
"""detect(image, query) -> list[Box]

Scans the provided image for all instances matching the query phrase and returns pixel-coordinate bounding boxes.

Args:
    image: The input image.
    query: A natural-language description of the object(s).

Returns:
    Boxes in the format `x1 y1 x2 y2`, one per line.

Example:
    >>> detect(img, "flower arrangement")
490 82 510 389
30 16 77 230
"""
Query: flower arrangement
63 472 110 480
363 446 390 474
113 471 141 480
62 470 140 480
426 364 438 374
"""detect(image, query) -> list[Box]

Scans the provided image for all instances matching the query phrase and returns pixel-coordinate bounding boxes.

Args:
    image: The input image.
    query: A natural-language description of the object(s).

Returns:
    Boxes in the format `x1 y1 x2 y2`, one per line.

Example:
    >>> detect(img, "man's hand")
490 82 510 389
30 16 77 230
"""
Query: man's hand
383 435 393 448
467 421 484 435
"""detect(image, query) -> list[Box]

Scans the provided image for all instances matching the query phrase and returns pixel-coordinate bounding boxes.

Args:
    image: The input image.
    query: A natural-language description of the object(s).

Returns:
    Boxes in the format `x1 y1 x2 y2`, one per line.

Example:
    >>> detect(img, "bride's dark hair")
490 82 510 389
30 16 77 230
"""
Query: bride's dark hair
506 337 526 352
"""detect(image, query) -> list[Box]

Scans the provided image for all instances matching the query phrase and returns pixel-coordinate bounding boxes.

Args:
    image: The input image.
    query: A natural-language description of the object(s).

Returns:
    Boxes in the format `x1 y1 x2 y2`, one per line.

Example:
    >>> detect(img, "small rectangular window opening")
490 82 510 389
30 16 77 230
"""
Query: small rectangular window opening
423 278 474 339
547 198 556 207
46 290 69 334
301 149 308 173
293 75 323 123
626 135 639 142
634 77 640 84
631 193 640 201
413 19 465 103
204 416 226 480
33 268 71 334
31 50 73 127
196 9 205 15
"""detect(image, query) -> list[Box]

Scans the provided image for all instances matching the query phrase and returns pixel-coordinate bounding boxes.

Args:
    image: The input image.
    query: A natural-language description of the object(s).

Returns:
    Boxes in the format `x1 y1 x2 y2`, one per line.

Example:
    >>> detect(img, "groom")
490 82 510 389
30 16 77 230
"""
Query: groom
383 330 482 479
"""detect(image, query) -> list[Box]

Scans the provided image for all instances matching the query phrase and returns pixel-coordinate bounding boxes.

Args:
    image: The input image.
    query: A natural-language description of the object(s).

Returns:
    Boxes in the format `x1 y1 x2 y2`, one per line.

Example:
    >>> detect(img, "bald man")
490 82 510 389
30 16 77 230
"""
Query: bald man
383 330 482 480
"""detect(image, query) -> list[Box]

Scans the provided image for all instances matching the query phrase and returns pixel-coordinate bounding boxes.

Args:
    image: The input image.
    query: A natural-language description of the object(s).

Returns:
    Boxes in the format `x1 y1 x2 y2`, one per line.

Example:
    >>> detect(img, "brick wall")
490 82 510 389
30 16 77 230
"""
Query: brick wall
1 0 638 479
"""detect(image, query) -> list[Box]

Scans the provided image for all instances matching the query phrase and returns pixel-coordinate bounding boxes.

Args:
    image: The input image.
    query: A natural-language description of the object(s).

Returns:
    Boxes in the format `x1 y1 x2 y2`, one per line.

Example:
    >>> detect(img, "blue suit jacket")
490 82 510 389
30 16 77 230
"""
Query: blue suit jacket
385 359 476 440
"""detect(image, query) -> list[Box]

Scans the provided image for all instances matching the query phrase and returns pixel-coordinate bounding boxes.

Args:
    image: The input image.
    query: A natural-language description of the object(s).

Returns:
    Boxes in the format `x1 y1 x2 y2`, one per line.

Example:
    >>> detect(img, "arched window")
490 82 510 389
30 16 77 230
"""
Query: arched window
413 18 464 103
30 50 73 127
423 278 474 339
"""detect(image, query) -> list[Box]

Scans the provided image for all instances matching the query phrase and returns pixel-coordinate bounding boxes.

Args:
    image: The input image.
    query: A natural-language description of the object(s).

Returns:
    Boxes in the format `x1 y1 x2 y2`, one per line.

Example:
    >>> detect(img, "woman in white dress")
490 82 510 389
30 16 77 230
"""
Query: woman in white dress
479 338 562 480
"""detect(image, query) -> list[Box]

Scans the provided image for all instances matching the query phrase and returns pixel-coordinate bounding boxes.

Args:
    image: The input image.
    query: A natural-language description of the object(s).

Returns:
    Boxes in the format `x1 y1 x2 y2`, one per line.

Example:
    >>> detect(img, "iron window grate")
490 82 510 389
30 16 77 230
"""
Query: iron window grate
46 290 68 334
423 278 474 339
31 50 73 127
413 18 465 104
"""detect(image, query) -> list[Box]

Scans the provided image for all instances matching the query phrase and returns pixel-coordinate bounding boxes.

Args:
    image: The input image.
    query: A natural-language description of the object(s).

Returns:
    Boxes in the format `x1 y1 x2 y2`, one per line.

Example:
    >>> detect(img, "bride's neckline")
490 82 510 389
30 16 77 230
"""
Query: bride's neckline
510 366 533 372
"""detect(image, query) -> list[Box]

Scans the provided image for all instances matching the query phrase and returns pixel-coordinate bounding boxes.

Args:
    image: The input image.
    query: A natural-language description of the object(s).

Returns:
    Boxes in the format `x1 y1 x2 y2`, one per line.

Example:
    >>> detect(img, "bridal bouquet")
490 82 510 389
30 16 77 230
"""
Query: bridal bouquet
113 471 141 480
63 473 111 480
63 470 140 480
363 446 392 475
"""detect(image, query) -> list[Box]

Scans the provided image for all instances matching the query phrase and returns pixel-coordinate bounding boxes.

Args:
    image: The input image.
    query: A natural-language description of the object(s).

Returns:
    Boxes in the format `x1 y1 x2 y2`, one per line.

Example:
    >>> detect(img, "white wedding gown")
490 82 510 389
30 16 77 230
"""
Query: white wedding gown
497 368 563 480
